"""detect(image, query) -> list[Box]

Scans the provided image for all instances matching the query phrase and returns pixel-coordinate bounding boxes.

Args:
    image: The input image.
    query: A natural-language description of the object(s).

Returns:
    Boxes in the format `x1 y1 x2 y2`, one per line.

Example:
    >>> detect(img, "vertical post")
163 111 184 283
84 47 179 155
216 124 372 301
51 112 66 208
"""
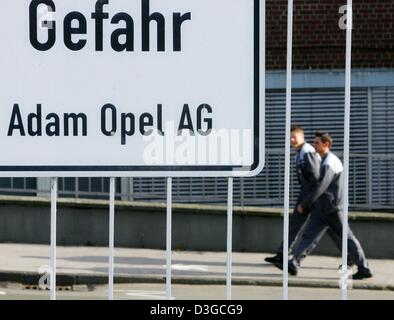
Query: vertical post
166 177 172 300
261 0 267 204
129 178 134 201
226 177 234 300
367 88 373 211
109 177 115 300
342 0 353 301
283 0 293 301
50 177 57 300
75 178 79 199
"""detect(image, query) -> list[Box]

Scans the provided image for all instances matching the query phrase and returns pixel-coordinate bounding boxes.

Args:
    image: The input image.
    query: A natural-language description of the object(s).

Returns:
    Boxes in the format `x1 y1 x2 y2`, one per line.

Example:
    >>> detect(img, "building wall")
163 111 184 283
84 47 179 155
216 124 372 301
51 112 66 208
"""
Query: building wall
267 0 394 70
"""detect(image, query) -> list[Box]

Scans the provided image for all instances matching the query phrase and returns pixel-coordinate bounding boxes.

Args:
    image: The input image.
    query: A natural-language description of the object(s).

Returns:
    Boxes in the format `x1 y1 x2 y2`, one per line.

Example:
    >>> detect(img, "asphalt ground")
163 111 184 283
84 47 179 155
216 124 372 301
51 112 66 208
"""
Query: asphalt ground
0 283 393 300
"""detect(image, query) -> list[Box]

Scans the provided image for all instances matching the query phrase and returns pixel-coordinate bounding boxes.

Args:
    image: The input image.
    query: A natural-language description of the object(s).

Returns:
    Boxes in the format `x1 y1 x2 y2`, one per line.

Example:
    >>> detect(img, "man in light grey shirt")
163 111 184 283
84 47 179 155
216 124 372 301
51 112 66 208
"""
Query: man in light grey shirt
276 132 372 280
265 126 350 266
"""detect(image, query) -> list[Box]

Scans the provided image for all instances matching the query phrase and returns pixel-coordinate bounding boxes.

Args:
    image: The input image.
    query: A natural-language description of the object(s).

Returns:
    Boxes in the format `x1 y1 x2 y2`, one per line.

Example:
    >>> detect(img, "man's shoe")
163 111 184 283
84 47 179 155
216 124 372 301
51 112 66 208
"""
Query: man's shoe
272 260 298 276
273 260 283 271
338 263 355 270
288 261 298 276
352 268 373 280
338 257 355 270
265 254 283 265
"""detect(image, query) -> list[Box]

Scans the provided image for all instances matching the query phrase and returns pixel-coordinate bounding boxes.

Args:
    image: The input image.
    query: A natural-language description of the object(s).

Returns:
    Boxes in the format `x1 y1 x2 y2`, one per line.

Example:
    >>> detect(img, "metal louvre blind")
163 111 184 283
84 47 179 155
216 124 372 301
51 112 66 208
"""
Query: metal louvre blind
0 177 37 196
371 87 394 208
132 177 166 201
263 88 369 208
57 177 122 200
132 177 229 203
371 88 394 154
266 88 369 152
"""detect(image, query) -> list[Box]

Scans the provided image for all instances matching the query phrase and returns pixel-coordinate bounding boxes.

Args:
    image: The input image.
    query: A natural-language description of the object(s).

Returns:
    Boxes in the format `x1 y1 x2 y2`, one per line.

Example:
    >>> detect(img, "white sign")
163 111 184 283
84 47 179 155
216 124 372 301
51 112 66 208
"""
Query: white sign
0 0 264 177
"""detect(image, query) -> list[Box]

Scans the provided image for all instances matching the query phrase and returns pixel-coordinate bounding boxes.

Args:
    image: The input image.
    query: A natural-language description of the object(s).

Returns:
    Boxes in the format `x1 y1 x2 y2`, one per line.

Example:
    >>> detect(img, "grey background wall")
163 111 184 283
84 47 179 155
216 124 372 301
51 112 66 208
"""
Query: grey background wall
0 196 392 259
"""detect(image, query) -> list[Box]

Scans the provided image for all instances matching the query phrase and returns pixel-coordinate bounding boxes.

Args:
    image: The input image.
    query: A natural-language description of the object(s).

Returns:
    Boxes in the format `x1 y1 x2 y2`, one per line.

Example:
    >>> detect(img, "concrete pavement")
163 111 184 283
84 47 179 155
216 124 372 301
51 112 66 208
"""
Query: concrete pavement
0 243 393 292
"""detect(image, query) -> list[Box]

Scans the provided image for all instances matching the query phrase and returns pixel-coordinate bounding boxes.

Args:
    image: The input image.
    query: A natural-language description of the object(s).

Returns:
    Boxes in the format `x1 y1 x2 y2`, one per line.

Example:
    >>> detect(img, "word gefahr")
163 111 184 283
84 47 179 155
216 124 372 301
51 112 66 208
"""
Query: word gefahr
29 0 191 52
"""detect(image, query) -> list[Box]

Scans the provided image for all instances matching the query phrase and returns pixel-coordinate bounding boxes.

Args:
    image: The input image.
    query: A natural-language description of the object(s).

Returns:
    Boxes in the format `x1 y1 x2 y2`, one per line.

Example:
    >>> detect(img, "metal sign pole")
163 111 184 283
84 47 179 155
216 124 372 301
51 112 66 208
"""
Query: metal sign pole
166 177 172 300
226 177 234 300
50 177 57 300
283 0 294 301
342 0 353 301
109 177 115 300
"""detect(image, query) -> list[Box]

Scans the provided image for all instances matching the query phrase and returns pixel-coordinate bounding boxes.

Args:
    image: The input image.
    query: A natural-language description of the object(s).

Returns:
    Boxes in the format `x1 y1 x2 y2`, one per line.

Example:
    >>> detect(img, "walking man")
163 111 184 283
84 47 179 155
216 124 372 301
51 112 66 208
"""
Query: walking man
279 131 372 279
265 126 348 266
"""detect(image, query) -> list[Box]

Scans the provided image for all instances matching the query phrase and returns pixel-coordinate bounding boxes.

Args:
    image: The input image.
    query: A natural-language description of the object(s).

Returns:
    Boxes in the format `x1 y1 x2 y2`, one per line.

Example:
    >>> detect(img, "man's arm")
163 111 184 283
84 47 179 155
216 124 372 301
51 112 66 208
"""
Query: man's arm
296 152 320 214
303 152 320 185
300 164 336 211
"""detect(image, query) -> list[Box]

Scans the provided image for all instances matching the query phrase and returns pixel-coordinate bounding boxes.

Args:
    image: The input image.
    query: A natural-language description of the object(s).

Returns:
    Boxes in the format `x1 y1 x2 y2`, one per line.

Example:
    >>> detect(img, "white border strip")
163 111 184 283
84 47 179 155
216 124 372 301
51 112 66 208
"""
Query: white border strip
341 0 353 301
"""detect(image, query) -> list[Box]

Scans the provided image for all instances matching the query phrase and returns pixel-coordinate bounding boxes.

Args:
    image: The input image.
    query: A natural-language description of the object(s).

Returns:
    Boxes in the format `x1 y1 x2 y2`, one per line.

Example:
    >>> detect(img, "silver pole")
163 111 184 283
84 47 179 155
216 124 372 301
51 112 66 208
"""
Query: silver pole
283 0 293 301
50 177 57 300
226 177 233 300
166 177 172 300
342 0 353 301
109 177 115 300
367 88 372 211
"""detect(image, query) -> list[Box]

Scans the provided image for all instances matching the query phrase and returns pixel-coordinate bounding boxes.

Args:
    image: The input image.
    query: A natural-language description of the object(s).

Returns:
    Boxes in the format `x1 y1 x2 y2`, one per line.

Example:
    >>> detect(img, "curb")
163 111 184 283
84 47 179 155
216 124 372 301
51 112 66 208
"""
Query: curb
0 271 391 291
